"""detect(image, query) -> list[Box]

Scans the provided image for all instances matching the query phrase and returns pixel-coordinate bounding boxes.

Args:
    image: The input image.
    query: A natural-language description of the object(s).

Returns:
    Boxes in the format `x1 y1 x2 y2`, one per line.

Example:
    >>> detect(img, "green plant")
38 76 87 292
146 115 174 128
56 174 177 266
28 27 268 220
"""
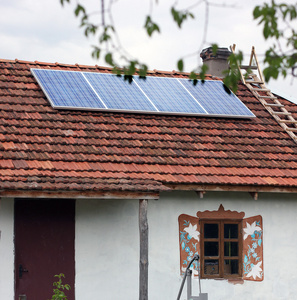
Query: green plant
49 273 71 300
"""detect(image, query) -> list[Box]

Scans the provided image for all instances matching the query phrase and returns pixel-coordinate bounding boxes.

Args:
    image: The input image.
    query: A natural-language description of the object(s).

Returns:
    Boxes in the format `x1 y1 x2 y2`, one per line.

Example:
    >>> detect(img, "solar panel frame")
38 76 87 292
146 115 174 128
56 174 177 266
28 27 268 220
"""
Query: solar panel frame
134 76 208 114
179 79 255 117
31 68 255 118
31 69 106 110
83 72 158 112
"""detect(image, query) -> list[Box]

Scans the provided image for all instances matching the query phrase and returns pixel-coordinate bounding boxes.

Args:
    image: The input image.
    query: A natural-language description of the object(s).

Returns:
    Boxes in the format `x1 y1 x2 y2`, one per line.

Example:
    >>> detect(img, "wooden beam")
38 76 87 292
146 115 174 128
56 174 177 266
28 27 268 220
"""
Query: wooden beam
0 190 159 200
196 191 206 198
139 199 148 300
249 192 258 200
166 183 297 194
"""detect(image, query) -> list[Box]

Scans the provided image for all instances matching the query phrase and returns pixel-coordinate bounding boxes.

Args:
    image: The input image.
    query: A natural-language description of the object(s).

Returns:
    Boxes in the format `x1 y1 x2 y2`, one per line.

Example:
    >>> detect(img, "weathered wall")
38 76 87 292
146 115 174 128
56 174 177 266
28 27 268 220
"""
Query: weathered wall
148 191 297 300
1 192 296 300
75 199 140 300
0 198 14 300
75 191 297 300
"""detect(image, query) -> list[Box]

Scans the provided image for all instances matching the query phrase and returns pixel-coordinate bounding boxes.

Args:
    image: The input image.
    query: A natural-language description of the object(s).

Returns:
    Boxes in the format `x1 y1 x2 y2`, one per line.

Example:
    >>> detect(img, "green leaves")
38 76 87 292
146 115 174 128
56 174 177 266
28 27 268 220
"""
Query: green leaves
105 52 114 66
253 2 279 39
74 4 85 17
91 46 101 60
144 16 160 37
59 0 297 89
198 64 208 82
222 51 243 93
60 0 70 6
212 43 219 56
171 7 194 28
110 61 149 84
177 59 184 72
253 1 297 81
49 274 70 300
99 25 114 42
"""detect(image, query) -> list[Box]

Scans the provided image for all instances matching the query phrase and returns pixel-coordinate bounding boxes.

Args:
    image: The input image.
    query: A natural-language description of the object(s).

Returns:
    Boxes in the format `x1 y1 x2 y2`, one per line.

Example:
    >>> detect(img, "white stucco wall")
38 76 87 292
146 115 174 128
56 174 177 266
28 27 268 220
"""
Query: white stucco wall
75 191 297 300
75 199 140 300
0 198 14 300
1 192 296 300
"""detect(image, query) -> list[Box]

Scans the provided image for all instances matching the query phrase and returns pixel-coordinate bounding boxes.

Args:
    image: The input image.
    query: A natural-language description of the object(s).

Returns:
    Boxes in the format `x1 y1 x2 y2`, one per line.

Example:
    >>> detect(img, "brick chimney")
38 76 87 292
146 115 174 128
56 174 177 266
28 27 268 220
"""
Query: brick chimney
200 47 231 78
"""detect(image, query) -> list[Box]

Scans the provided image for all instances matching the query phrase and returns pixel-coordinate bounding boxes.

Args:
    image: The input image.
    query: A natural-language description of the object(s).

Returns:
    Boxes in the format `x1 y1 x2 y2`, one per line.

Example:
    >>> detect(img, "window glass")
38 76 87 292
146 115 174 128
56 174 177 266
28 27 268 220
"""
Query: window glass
201 220 242 278
224 242 238 257
204 242 219 256
204 223 218 238
224 224 238 239
224 260 239 274
204 260 219 275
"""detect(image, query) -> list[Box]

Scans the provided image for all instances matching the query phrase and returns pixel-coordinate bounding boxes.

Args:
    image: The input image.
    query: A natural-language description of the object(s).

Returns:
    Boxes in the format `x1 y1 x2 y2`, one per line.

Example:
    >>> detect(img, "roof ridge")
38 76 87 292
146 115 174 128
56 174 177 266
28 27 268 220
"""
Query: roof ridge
0 57 215 78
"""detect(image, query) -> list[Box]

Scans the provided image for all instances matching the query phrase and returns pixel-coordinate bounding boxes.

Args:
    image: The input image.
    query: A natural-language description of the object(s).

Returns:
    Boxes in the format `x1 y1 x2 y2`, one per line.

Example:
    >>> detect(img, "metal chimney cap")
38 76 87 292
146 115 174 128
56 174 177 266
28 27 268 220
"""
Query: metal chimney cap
200 47 231 61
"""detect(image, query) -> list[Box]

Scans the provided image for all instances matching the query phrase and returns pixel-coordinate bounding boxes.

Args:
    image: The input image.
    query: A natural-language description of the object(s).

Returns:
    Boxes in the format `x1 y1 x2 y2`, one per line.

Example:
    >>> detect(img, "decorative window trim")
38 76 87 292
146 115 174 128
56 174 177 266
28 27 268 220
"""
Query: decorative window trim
197 204 245 220
178 205 264 282
200 219 242 279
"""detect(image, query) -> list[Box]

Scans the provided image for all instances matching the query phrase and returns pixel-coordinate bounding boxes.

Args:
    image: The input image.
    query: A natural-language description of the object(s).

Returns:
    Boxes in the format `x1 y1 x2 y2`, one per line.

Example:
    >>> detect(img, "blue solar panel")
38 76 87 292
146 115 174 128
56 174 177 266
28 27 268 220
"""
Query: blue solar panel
134 77 206 114
83 72 157 112
179 79 254 117
31 69 105 109
31 68 255 118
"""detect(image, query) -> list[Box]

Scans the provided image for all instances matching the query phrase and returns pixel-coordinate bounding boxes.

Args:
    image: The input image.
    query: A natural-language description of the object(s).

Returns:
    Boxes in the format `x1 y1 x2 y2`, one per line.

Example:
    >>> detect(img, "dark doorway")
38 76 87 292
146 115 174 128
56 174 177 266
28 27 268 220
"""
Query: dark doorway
14 199 75 300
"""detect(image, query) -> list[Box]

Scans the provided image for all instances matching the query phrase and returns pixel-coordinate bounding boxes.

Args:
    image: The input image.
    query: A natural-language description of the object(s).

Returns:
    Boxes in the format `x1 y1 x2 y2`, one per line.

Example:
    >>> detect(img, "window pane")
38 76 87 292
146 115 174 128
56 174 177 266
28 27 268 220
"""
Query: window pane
224 242 238 257
204 242 218 256
204 260 219 275
224 260 239 274
224 224 238 239
204 223 218 238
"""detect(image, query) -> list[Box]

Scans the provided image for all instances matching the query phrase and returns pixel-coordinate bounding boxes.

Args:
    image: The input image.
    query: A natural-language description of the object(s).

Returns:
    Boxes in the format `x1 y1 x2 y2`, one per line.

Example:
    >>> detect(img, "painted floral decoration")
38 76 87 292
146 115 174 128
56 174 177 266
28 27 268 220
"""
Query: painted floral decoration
243 220 263 280
180 219 200 275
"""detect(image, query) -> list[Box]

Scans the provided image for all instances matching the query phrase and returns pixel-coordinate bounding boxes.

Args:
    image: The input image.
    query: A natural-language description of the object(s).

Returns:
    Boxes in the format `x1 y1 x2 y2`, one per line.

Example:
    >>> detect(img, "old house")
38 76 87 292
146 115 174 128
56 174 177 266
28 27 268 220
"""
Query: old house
0 47 297 300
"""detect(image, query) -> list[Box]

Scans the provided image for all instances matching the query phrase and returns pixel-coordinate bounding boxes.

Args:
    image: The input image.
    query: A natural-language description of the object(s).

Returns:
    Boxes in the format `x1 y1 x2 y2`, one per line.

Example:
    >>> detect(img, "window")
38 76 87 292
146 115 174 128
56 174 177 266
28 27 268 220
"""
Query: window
200 220 242 279
178 205 263 282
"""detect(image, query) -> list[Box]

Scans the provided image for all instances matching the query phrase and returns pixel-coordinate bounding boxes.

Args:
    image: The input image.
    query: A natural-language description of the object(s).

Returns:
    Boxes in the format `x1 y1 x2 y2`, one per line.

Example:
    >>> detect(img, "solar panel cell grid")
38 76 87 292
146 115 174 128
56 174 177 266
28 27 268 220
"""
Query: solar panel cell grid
31 68 255 118
32 69 104 109
180 79 253 116
84 72 157 112
135 77 206 114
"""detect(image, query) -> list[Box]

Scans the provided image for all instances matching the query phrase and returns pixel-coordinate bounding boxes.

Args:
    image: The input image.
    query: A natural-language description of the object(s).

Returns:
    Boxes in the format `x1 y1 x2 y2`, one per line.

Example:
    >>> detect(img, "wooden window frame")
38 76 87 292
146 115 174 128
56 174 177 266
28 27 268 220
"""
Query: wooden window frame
200 219 242 279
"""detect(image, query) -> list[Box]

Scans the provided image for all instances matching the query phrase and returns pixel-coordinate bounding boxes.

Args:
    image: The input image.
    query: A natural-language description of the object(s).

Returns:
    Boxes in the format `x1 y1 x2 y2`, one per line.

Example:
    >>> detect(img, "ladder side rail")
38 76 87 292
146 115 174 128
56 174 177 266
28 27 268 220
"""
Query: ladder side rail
231 44 297 143
230 44 246 84
245 82 297 143
250 47 265 84
248 46 255 67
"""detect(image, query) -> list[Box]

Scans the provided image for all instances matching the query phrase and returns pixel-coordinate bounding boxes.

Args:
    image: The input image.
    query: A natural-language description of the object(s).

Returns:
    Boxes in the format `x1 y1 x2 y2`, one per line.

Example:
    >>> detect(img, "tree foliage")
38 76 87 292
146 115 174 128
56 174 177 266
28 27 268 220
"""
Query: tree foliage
59 0 297 91
253 1 297 82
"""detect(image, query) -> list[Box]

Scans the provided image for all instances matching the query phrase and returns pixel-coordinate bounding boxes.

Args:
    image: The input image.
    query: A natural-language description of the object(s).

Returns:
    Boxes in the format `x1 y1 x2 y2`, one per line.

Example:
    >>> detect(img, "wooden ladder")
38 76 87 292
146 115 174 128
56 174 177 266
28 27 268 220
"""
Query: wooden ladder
231 45 297 144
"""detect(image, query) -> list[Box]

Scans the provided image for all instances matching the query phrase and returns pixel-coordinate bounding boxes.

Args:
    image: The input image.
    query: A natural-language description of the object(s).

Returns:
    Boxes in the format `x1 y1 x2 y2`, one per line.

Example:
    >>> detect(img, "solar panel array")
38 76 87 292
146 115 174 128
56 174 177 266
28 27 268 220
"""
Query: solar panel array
31 68 255 118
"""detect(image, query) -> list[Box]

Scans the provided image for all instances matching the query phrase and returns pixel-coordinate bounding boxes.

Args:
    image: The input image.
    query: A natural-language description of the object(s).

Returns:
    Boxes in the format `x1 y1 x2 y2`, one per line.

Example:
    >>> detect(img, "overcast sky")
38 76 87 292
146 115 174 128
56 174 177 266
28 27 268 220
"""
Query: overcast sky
0 0 296 102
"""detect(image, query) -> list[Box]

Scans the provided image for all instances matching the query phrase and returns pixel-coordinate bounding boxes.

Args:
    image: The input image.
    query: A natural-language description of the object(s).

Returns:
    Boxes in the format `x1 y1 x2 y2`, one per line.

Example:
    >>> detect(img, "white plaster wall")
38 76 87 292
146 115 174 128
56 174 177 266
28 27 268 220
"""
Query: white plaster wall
75 191 297 300
75 199 139 300
148 191 297 300
0 198 14 300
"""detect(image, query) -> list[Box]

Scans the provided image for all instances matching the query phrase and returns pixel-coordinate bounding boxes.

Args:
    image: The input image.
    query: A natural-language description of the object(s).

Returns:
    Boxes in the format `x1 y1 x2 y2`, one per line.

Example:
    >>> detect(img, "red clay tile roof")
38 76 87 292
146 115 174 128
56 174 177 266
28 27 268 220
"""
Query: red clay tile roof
1 58 297 196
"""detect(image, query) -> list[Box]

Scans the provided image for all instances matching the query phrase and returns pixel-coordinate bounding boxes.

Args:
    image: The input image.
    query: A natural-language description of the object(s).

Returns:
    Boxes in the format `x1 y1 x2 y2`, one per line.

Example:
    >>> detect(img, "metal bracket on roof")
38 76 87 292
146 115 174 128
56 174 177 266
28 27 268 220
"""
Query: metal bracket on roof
196 191 206 198
249 192 258 201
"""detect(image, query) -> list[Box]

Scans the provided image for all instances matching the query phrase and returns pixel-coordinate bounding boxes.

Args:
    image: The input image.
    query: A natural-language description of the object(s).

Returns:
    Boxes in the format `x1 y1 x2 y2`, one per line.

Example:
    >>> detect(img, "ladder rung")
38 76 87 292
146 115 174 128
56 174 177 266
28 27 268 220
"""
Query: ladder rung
258 95 277 99
264 103 284 107
245 80 264 84
286 127 297 132
279 119 297 124
240 65 258 70
251 87 270 92
272 111 292 116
